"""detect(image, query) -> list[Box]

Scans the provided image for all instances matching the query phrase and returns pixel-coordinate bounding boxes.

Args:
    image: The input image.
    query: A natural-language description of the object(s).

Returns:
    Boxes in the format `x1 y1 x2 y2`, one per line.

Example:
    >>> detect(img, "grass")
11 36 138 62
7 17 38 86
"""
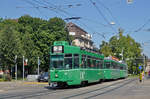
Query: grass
128 74 139 78
0 78 4 82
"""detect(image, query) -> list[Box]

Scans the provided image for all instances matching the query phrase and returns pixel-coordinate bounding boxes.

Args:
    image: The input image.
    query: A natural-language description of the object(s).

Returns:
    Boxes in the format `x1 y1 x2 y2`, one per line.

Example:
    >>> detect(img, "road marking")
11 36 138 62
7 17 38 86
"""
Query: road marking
109 85 117 88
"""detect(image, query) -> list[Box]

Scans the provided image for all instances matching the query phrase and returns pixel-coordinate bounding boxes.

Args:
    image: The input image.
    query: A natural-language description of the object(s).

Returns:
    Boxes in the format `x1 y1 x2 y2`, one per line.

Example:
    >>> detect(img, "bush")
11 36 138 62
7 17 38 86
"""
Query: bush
0 78 4 82
3 74 11 81
0 75 2 78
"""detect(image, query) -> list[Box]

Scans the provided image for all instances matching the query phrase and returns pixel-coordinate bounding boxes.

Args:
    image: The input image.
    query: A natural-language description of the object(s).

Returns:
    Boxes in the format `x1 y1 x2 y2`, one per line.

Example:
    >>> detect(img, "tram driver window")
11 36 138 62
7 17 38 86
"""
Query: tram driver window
64 54 72 69
74 54 79 68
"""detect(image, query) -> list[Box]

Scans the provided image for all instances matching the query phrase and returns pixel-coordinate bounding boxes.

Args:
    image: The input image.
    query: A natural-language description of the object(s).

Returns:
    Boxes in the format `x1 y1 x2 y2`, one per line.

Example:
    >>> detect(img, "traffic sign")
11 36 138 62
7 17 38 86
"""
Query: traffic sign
139 66 142 70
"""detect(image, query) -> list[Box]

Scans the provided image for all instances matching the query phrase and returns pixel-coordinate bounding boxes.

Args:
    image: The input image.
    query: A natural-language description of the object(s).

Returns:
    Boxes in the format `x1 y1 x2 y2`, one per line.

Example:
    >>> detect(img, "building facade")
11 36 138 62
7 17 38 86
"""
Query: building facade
146 59 150 72
67 22 93 49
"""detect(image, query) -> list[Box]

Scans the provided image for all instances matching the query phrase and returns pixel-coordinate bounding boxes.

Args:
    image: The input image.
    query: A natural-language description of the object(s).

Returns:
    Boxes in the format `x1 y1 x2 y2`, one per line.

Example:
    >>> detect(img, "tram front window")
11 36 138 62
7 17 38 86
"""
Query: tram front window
51 55 63 69
52 60 63 69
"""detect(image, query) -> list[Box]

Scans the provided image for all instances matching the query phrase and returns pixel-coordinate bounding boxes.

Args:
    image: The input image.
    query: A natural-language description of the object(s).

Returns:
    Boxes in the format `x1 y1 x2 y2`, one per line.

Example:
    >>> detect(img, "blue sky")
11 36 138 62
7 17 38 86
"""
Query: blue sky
0 0 150 57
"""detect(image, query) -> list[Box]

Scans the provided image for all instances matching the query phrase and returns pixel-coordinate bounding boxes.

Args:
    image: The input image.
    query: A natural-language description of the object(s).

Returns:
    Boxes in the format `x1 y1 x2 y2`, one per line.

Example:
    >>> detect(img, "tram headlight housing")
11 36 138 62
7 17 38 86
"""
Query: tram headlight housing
55 74 58 78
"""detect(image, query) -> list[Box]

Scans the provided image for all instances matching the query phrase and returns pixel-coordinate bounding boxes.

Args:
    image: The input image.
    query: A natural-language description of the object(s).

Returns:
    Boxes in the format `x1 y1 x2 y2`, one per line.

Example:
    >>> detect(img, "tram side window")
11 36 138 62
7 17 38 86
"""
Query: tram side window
123 65 127 70
115 63 118 69
105 62 111 69
111 62 114 69
120 66 123 70
74 54 79 68
87 57 91 68
81 55 87 68
96 61 99 69
116 63 118 69
117 63 119 69
117 64 120 69
92 59 96 68
99 60 103 69
64 54 72 69
113 62 117 69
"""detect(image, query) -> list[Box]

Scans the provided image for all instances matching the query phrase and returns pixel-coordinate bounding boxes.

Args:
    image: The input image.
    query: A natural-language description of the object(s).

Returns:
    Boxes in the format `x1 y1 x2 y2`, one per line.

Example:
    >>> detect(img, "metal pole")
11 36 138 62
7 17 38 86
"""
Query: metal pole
15 55 17 81
38 57 39 75
143 55 145 74
23 56 24 81
121 48 124 61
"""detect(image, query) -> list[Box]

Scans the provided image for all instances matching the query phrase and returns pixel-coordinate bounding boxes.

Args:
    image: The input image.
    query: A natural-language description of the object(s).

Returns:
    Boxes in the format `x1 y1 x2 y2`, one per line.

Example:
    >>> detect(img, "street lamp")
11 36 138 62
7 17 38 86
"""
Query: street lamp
110 21 115 25
127 0 133 4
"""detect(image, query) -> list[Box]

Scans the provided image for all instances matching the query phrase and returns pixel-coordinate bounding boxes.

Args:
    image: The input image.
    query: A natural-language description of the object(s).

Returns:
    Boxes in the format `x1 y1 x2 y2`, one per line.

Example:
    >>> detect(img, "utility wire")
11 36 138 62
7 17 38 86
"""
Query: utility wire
22 0 49 19
28 0 67 17
76 20 106 40
22 0 113 43
96 0 121 28
41 0 106 40
134 19 150 32
126 19 150 35
41 0 72 17
89 0 117 34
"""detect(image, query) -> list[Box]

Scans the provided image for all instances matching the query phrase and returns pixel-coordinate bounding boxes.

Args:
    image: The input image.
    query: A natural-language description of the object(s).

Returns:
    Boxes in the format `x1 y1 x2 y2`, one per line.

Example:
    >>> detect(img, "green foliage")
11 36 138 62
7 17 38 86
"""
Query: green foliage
100 29 142 74
0 15 70 75
0 19 23 70
3 74 11 81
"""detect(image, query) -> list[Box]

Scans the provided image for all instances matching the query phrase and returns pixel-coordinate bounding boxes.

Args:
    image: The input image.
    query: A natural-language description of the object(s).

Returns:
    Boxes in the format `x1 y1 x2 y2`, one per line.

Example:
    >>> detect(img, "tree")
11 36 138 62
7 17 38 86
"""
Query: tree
99 29 142 74
0 19 23 71
0 15 71 75
100 41 112 57
18 16 70 72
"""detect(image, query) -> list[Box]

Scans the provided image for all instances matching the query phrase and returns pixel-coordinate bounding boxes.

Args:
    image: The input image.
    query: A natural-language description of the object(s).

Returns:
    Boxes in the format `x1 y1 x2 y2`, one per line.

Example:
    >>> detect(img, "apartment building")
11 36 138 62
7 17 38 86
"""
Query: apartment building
67 22 93 49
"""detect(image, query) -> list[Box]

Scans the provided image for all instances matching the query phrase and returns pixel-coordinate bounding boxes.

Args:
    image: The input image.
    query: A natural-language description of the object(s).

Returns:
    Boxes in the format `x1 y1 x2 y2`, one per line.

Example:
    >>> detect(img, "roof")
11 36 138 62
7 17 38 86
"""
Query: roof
67 22 88 36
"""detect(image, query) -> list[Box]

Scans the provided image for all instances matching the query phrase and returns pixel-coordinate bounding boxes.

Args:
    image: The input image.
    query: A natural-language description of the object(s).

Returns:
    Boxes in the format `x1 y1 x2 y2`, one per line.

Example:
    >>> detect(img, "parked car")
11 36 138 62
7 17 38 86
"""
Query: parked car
37 72 49 82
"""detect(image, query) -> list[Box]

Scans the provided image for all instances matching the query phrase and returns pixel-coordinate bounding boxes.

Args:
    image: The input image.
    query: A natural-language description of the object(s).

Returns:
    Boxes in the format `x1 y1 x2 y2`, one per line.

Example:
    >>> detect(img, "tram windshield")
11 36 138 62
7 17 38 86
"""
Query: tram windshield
51 55 64 69
51 54 73 69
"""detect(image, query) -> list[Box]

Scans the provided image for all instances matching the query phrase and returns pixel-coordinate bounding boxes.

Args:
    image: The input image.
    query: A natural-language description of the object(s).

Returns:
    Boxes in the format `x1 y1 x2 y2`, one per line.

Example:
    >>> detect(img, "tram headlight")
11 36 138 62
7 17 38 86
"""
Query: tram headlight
55 74 58 78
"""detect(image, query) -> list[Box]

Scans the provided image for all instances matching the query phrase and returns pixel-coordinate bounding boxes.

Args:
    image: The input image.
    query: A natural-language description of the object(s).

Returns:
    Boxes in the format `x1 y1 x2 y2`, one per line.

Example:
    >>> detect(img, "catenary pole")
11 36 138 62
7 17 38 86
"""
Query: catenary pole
15 55 17 81
23 56 24 81
38 57 40 75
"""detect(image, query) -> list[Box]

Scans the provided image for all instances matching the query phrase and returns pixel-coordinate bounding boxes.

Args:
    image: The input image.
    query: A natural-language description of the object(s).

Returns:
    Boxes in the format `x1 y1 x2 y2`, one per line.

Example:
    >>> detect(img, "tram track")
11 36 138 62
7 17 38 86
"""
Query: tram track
63 78 136 99
0 78 136 99
0 87 66 99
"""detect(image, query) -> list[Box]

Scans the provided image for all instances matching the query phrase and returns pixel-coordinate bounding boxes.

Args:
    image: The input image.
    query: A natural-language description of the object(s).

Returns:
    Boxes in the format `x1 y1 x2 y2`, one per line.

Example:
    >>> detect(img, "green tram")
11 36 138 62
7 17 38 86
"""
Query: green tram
103 59 128 80
49 41 128 87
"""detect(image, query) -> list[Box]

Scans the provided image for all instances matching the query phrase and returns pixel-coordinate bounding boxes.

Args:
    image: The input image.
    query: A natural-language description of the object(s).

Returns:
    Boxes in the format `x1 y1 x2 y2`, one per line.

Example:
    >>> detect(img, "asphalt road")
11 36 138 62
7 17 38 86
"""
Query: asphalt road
0 78 150 99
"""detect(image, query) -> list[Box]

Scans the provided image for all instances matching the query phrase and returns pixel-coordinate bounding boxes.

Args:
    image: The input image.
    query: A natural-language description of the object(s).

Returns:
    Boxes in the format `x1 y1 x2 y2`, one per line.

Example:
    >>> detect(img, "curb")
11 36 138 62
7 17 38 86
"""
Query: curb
23 82 48 85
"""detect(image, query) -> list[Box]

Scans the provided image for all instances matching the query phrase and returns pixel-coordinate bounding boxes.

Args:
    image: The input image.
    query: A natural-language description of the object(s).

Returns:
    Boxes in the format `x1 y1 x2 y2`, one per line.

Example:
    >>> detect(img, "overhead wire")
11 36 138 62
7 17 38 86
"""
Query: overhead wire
134 19 150 32
88 0 117 34
27 0 68 17
22 0 115 46
22 0 49 19
41 0 73 17
41 0 107 40
126 19 150 35
96 0 121 28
